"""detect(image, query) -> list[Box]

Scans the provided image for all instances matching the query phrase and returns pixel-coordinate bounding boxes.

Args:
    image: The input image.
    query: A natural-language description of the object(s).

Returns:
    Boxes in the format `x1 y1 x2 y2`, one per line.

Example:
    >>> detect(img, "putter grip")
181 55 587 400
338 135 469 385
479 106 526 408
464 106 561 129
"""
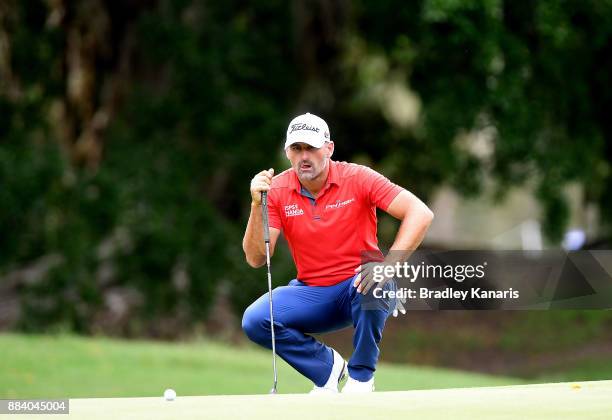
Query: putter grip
261 191 270 243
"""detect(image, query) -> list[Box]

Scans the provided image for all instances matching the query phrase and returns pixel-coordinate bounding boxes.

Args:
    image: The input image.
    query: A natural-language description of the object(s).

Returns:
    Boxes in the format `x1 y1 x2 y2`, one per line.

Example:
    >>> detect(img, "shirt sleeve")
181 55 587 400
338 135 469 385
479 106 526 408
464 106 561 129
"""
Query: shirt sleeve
361 166 405 211
266 188 282 230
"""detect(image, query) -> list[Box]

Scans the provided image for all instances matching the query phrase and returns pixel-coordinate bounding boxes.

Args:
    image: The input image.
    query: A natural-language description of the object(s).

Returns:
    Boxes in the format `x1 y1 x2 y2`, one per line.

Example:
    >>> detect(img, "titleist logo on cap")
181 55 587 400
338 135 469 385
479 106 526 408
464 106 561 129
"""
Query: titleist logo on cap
289 123 320 134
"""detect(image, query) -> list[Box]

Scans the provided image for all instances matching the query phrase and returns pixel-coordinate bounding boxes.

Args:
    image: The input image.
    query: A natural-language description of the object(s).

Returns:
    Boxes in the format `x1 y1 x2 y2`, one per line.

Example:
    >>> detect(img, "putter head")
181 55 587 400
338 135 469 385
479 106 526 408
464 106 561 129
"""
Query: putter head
269 387 277 394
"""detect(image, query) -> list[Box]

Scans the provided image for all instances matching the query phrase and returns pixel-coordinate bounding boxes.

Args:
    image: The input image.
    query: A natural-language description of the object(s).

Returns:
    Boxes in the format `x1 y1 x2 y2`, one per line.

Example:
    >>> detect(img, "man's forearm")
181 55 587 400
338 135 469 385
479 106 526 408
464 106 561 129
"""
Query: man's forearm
387 208 434 263
243 202 267 267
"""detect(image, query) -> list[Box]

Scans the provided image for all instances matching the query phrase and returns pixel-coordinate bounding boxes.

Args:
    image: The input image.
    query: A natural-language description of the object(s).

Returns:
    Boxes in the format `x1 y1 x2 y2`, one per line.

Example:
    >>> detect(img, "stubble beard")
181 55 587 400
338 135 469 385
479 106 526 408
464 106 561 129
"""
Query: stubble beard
296 156 328 182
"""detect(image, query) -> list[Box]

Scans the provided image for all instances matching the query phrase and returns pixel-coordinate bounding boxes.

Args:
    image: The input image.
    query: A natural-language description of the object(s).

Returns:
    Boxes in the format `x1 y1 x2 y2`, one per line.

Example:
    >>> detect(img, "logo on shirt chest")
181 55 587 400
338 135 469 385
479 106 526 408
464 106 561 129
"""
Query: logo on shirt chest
284 204 304 217
325 197 355 211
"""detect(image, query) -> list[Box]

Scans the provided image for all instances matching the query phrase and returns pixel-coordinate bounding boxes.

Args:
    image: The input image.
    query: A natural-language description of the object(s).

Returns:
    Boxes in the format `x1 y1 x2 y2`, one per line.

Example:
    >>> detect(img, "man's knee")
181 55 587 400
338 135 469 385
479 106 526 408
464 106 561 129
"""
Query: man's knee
241 302 270 345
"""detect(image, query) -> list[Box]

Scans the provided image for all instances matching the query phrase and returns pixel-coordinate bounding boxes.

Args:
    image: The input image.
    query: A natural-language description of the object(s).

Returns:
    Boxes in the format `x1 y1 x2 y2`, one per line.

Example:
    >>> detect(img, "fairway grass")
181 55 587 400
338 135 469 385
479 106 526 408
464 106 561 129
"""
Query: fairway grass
5 381 611 420
0 333 522 398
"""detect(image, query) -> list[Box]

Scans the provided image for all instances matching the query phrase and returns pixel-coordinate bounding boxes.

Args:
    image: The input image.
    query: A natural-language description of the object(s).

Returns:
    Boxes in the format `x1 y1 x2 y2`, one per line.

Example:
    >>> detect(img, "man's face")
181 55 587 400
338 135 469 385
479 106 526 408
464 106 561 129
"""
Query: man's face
285 142 334 182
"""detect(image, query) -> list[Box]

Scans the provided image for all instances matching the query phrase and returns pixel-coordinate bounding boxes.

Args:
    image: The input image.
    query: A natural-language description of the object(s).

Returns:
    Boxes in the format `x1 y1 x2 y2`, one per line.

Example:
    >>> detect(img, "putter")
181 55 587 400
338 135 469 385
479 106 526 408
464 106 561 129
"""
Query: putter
261 191 278 394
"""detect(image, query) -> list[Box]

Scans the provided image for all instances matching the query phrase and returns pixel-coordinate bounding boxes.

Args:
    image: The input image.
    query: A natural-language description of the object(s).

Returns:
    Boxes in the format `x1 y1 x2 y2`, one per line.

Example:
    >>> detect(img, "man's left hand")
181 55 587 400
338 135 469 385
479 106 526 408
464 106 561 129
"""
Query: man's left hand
353 262 393 295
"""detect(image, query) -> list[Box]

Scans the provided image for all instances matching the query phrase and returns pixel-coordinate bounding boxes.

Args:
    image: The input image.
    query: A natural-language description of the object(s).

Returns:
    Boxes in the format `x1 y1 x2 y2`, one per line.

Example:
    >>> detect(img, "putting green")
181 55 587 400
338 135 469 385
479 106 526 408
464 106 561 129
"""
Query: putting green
6 380 611 419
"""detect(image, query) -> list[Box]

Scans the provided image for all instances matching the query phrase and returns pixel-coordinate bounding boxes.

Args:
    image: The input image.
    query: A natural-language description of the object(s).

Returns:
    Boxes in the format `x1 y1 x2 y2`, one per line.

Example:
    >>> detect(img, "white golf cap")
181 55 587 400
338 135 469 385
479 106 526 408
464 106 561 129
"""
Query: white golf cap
284 112 330 149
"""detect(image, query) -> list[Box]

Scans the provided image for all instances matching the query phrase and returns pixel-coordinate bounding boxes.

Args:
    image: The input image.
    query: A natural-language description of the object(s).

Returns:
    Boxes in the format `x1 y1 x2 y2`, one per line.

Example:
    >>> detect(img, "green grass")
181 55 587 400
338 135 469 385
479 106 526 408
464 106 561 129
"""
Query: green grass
534 357 612 383
0 333 523 398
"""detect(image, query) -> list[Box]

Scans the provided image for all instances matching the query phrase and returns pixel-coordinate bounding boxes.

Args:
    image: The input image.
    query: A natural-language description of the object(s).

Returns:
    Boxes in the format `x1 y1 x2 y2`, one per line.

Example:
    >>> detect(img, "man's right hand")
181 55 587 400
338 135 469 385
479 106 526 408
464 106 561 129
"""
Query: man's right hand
250 168 275 205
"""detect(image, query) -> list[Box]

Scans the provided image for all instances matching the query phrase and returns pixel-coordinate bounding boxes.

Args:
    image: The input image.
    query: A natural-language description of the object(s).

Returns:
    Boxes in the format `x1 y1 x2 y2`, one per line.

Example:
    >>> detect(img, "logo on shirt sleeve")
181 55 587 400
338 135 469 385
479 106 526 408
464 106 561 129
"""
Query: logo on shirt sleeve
285 204 304 217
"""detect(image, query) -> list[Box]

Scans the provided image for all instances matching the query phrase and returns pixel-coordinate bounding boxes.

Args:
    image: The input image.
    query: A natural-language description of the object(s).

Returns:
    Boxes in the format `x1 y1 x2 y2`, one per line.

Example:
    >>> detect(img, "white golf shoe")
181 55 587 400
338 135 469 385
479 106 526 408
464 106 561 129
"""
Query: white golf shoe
341 376 375 393
309 348 347 394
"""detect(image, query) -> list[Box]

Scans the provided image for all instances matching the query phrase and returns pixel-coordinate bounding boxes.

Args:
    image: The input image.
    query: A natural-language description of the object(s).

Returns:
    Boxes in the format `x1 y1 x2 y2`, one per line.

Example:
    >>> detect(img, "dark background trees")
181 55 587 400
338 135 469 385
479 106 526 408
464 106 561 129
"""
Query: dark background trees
1 0 611 344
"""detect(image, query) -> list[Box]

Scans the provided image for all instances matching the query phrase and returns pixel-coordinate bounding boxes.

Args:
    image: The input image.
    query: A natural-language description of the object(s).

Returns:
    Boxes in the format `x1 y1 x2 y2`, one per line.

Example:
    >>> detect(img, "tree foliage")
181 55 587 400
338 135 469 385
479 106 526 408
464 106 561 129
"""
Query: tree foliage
1 0 611 334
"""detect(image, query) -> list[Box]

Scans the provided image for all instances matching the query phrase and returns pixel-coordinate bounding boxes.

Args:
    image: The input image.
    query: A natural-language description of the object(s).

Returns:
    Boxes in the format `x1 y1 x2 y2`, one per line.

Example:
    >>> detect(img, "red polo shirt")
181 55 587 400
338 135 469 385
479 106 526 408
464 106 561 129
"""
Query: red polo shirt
267 160 404 286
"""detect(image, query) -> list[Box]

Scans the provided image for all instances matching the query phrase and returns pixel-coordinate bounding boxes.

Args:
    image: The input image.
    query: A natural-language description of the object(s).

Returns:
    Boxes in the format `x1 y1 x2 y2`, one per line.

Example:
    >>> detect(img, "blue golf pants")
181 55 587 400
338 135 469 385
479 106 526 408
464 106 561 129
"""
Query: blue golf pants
242 274 392 386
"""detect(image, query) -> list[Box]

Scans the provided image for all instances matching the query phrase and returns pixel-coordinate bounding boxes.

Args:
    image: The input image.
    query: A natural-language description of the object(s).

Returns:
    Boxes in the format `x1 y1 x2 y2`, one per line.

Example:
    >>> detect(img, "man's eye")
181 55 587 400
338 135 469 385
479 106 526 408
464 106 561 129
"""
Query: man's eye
291 146 300 152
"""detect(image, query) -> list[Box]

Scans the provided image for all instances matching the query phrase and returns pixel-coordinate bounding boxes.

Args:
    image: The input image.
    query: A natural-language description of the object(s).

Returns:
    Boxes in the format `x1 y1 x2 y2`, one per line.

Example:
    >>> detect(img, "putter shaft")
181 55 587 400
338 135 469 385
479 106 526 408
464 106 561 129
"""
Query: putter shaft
261 191 278 393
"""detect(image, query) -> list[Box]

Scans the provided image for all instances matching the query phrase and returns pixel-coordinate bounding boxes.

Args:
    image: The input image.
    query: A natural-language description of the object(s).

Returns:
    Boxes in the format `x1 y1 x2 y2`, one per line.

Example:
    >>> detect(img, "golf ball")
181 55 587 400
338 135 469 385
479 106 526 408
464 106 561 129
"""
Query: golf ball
164 388 176 401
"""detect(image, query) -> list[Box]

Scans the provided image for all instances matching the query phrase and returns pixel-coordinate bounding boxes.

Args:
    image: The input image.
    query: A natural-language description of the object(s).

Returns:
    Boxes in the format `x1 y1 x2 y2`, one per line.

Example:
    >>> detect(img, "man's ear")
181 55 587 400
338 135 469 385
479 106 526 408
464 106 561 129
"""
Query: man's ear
326 141 334 158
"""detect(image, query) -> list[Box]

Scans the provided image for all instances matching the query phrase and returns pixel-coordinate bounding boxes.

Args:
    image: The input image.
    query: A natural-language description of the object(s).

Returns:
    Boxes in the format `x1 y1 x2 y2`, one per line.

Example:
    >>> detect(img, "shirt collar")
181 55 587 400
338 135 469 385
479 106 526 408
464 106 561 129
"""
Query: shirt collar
290 160 340 193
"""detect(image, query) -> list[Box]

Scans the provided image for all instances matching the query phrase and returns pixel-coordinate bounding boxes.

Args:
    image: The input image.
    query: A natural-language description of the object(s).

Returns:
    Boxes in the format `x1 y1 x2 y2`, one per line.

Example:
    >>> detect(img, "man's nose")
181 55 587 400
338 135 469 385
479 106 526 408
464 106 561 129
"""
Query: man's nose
300 150 310 160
